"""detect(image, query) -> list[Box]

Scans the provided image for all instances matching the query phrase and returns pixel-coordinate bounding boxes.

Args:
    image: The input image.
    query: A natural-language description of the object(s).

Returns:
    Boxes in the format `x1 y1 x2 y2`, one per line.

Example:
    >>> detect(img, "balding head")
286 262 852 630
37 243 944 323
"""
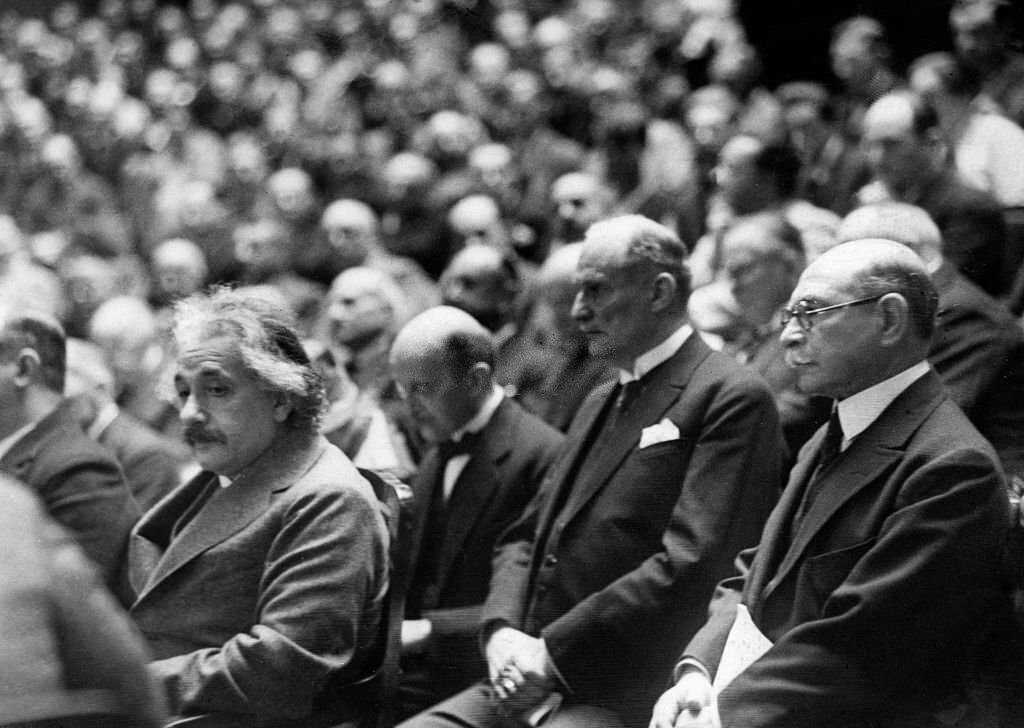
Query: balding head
837 203 943 269
440 244 520 332
782 238 938 399
389 306 496 442
326 267 409 350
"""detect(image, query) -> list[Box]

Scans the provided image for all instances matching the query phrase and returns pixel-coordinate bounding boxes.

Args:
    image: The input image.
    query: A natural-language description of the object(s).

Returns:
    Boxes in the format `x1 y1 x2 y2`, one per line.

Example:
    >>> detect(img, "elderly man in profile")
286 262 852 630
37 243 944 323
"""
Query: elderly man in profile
403 215 785 728
129 288 389 727
651 239 1010 728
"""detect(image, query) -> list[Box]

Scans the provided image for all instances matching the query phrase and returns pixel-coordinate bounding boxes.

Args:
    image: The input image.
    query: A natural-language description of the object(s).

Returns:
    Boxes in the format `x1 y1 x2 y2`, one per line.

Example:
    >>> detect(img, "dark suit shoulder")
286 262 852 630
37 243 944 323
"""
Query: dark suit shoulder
498 398 564 458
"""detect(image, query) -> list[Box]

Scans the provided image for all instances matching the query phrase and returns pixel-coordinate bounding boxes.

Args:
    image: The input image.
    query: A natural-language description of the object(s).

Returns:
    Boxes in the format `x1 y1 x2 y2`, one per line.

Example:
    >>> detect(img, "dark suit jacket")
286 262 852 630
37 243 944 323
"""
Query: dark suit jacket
930 261 1024 478
684 371 1010 728
403 399 563 702
130 431 389 727
513 344 614 432
1 399 139 596
0 477 165 726
97 409 192 514
482 334 786 727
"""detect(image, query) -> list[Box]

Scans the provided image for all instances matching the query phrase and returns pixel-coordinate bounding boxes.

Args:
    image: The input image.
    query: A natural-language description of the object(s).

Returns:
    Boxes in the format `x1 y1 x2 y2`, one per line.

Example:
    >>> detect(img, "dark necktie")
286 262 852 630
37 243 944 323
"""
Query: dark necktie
794 407 844 529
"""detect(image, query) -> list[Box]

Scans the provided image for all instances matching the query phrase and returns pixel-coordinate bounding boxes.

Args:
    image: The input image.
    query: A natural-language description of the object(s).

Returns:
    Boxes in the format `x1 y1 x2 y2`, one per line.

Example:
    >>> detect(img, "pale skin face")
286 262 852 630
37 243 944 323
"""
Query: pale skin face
780 255 886 400
173 335 290 477
390 348 484 444
571 235 657 371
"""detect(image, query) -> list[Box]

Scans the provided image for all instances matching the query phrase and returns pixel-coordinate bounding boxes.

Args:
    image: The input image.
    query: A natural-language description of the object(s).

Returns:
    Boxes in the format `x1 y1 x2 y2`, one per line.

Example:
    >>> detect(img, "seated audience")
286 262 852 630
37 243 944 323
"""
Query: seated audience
837 202 1024 479
0 309 139 599
652 239 1011 728
65 337 192 513
390 306 563 719
129 287 389 726
858 90 1009 295
402 215 785 728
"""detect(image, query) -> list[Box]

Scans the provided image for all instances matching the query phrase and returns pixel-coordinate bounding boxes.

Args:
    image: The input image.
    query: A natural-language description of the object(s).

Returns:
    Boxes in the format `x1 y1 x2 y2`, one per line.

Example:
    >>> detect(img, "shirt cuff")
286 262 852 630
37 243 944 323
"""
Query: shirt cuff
674 657 712 684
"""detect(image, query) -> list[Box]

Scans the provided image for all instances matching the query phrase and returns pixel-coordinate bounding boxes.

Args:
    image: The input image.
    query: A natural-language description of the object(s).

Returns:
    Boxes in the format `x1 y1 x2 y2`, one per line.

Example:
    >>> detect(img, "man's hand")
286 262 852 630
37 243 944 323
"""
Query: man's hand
400 619 432 654
485 627 557 715
485 626 534 684
649 670 720 728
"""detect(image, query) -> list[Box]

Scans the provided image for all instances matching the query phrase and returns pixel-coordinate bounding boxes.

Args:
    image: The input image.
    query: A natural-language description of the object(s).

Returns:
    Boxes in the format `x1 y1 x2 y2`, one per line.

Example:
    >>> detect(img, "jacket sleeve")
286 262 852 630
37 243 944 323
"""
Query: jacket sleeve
149 484 389 719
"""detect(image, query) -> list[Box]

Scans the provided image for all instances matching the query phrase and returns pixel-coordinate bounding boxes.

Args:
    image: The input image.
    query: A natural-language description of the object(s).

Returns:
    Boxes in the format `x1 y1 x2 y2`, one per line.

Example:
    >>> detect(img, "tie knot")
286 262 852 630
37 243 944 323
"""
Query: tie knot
616 379 644 414
819 408 844 468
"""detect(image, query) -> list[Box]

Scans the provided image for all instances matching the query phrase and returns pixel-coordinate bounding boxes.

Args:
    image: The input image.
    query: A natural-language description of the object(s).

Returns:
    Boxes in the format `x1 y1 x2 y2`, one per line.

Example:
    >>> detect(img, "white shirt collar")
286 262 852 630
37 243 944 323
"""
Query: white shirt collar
0 421 38 462
836 360 931 447
87 401 120 440
452 384 505 442
620 324 693 383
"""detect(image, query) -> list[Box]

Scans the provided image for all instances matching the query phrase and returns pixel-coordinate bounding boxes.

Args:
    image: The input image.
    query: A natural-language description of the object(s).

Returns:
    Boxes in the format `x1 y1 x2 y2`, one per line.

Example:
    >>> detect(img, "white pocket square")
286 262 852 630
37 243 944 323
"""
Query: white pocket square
639 418 680 449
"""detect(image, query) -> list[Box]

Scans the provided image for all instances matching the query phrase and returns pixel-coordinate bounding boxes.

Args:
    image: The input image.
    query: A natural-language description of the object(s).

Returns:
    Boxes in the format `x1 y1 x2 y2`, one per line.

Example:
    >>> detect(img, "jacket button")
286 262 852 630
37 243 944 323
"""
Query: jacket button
544 554 558 567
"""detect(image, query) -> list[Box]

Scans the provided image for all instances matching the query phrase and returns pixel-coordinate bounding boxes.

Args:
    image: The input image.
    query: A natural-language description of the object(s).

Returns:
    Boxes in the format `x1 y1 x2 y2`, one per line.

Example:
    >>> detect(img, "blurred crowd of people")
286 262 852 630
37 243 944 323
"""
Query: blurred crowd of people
1 0 1024 724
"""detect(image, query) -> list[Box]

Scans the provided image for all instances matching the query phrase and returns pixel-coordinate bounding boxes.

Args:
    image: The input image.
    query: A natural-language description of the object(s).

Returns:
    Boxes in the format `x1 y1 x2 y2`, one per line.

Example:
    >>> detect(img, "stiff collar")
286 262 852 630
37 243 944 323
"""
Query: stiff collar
0 421 38 462
620 324 693 384
451 384 505 442
836 360 931 447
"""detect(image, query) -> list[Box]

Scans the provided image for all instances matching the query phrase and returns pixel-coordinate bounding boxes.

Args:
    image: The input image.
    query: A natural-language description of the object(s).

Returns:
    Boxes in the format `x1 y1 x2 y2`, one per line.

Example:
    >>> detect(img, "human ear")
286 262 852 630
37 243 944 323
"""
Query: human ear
272 392 295 423
650 272 678 312
877 293 909 346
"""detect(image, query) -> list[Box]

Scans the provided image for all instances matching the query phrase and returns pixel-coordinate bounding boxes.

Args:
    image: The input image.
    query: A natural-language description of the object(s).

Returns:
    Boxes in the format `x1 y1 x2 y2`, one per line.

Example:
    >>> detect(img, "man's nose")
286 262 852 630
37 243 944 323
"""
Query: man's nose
179 393 205 424
570 291 589 321
779 316 804 347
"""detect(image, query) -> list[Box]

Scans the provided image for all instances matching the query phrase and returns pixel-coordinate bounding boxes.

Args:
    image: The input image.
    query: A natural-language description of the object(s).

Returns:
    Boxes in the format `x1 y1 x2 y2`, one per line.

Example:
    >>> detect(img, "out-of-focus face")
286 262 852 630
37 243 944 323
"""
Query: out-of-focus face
686 103 735 156
440 247 512 332
571 234 652 369
321 201 376 269
720 224 797 324
951 9 1001 68
326 274 393 349
830 31 878 88
780 253 881 399
391 348 476 443
713 136 762 212
152 242 206 302
551 174 605 242
174 334 286 476
863 96 933 195
268 170 314 220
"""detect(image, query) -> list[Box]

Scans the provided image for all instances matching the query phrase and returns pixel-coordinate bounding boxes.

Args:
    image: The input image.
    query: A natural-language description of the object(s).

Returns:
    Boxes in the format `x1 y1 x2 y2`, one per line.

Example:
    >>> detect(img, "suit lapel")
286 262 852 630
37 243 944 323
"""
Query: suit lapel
133 431 326 601
758 372 947 602
433 402 516 595
557 335 711 526
745 428 826 604
533 382 615 538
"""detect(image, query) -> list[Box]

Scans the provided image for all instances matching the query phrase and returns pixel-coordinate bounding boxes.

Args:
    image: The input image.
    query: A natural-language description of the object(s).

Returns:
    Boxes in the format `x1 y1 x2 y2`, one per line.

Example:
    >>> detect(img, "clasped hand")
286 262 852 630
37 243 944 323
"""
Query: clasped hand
649 671 720 728
485 627 556 716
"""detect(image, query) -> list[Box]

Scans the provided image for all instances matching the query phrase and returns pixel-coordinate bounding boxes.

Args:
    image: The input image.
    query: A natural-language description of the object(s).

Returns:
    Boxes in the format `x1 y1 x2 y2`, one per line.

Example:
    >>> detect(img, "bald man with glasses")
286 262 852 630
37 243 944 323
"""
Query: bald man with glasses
651 238 1012 728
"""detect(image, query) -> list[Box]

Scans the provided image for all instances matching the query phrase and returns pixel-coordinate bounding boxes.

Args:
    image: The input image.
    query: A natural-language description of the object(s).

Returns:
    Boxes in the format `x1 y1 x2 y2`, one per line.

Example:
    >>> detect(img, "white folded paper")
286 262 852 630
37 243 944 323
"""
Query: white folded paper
713 605 773 692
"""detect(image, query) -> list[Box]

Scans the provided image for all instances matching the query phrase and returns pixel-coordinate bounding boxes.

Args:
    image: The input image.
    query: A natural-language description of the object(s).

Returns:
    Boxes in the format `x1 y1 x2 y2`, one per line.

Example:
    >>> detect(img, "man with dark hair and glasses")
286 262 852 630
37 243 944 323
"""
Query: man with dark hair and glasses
653 238 1012 728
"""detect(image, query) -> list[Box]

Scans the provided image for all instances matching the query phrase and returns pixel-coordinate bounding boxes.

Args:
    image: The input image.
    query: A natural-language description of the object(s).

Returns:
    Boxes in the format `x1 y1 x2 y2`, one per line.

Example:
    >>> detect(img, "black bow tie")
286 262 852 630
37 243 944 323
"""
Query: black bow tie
437 430 481 462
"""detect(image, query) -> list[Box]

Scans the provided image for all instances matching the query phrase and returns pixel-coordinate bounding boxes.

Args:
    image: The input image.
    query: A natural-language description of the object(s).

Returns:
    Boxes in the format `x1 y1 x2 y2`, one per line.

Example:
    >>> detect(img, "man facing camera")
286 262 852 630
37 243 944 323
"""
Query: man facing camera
129 288 389 727
652 239 1010 728
402 215 786 728
390 306 564 719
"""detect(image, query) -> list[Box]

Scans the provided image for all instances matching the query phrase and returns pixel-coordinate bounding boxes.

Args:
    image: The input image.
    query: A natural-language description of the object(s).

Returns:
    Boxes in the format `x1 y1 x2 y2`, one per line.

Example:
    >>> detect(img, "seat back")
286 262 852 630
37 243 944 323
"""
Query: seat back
344 468 415 728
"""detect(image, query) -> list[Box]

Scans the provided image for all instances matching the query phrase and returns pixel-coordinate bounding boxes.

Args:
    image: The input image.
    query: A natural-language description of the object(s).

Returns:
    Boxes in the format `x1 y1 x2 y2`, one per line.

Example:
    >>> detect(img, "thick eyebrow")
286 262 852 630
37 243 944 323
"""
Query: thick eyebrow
174 363 232 384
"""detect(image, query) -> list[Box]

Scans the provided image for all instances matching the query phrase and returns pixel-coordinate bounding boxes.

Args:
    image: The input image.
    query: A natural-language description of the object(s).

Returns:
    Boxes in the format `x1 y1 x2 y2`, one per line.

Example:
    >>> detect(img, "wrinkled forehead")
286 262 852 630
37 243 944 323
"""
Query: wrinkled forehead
175 333 244 374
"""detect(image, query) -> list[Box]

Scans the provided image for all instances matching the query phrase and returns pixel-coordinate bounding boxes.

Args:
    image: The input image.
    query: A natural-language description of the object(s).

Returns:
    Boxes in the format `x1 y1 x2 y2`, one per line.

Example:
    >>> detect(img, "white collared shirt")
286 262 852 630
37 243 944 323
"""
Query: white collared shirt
0 421 39 462
86 401 120 441
835 360 931 451
443 384 505 501
619 324 694 384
